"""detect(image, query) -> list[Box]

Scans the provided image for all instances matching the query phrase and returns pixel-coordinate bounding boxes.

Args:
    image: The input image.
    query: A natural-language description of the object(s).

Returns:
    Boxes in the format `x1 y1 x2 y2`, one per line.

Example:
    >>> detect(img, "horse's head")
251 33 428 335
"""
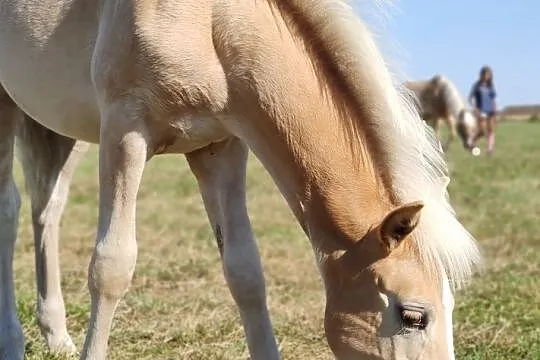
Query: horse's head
321 201 456 360
457 109 479 150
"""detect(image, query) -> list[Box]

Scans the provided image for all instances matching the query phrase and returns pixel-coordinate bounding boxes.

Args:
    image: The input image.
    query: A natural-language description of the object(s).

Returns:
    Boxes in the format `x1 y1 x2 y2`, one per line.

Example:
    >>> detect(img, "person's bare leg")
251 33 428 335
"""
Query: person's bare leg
472 115 486 148
486 115 496 154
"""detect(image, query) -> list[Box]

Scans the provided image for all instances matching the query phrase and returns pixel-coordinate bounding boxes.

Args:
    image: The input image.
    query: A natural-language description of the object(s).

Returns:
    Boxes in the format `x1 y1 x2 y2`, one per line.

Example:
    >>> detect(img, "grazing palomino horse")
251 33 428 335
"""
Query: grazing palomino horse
405 75 478 151
0 1 480 359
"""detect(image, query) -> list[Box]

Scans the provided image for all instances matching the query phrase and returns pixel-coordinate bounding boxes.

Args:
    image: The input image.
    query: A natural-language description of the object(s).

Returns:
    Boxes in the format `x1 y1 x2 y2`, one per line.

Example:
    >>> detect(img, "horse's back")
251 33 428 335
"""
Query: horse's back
404 80 448 119
0 0 233 151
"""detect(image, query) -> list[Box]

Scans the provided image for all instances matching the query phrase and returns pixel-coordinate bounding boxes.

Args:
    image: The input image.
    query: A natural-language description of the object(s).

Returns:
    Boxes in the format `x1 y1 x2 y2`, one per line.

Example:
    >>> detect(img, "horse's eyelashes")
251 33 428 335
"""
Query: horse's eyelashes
400 308 427 330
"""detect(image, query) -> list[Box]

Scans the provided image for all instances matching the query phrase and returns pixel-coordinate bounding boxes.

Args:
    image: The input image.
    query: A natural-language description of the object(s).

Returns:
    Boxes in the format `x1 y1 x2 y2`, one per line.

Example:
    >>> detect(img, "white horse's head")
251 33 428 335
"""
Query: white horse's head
457 109 479 150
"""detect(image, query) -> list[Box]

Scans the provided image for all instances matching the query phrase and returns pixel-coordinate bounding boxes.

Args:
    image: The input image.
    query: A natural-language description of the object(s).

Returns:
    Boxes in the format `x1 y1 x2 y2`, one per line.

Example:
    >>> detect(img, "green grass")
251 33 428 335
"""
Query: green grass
444 123 540 359
11 122 539 359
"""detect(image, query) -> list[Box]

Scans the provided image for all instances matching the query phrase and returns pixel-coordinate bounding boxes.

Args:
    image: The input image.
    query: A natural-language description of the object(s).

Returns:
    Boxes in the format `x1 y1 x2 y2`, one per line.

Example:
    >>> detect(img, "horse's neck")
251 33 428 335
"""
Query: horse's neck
216 1 393 252
242 80 392 251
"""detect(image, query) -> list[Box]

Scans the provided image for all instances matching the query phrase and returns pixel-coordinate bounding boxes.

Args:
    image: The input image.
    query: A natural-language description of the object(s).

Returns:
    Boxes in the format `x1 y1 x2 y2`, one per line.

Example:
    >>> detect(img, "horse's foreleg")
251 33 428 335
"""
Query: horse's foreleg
442 115 457 151
187 138 279 360
17 115 88 354
80 102 148 360
0 94 23 360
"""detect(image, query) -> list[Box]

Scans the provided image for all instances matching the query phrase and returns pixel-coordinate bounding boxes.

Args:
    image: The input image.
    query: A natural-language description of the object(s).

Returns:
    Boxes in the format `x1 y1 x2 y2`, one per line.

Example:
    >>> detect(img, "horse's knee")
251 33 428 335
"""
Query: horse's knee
88 240 137 300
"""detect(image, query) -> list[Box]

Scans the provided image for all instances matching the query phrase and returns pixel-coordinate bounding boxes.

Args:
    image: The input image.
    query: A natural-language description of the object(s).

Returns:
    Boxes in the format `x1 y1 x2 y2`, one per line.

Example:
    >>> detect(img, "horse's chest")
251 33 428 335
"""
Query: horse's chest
154 114 231 154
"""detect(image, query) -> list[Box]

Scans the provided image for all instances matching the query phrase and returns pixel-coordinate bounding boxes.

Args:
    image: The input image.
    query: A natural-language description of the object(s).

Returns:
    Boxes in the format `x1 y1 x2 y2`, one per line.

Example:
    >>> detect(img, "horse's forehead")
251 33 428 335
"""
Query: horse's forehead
374 252 439 298
463 111 477 125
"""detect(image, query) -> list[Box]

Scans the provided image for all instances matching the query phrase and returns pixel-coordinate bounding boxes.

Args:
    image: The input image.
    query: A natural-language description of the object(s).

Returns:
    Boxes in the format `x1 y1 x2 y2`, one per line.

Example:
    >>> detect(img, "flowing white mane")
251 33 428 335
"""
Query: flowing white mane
434 74 470 119
276 0 481 289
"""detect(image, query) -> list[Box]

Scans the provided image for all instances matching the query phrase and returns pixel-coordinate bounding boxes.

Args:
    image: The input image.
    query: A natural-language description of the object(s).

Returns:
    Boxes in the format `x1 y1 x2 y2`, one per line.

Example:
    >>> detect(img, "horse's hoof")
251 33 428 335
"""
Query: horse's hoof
47 333 78 355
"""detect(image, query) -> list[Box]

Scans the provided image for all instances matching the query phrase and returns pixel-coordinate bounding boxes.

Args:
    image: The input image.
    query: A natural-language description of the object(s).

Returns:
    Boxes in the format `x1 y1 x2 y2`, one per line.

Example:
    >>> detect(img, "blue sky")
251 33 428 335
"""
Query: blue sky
355 1 539 107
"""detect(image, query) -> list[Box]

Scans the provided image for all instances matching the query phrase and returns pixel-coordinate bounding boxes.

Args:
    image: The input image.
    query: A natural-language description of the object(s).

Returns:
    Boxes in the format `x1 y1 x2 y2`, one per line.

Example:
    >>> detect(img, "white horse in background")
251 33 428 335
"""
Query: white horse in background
405 74 479 152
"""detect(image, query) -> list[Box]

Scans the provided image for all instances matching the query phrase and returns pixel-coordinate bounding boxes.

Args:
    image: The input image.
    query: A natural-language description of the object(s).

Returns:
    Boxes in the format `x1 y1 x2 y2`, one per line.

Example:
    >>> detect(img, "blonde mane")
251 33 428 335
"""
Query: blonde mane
271 0 481 289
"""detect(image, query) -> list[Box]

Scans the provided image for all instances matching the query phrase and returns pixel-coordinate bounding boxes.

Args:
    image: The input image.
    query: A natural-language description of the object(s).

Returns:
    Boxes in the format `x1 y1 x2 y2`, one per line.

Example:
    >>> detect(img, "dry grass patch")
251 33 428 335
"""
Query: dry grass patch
11 123 540 359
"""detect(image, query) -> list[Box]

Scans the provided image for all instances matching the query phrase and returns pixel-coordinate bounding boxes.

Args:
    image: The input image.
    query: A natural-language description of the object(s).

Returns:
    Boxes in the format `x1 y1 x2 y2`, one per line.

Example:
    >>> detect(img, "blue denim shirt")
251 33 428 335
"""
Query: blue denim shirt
470 81 496 114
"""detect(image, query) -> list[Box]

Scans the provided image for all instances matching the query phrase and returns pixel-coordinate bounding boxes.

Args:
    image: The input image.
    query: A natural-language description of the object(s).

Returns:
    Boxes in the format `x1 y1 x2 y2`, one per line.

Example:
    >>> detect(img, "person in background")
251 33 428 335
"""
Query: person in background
469 66 498 155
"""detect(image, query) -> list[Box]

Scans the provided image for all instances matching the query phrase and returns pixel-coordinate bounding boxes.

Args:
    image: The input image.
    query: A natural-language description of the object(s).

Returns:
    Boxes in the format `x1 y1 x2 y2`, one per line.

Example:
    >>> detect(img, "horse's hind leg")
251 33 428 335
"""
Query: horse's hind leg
0 91 23 360
187 138 279 360
17 115 88 354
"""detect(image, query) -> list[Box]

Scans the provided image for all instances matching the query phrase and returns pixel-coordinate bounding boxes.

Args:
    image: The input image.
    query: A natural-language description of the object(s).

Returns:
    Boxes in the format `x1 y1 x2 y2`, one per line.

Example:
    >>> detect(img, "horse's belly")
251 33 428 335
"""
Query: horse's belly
0 0 101 142
1 80 101 143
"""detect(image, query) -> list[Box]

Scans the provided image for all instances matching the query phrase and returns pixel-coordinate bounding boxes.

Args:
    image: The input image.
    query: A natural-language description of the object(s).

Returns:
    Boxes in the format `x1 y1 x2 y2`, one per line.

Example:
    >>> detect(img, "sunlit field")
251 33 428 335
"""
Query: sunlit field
12 122 539 359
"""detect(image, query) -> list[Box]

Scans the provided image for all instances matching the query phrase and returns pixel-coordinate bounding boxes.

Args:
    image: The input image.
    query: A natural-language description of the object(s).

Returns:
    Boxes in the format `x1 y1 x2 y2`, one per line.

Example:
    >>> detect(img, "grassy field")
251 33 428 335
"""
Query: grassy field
11 122 539 359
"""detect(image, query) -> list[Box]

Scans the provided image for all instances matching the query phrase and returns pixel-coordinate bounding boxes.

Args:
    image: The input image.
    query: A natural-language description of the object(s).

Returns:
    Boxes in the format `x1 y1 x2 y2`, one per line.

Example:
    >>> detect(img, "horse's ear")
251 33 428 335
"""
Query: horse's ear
379 201 424 252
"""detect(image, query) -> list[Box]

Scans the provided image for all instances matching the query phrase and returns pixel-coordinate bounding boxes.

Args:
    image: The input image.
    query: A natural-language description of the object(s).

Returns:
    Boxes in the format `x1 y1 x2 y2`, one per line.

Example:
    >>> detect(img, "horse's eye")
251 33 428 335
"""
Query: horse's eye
399 305 428 330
